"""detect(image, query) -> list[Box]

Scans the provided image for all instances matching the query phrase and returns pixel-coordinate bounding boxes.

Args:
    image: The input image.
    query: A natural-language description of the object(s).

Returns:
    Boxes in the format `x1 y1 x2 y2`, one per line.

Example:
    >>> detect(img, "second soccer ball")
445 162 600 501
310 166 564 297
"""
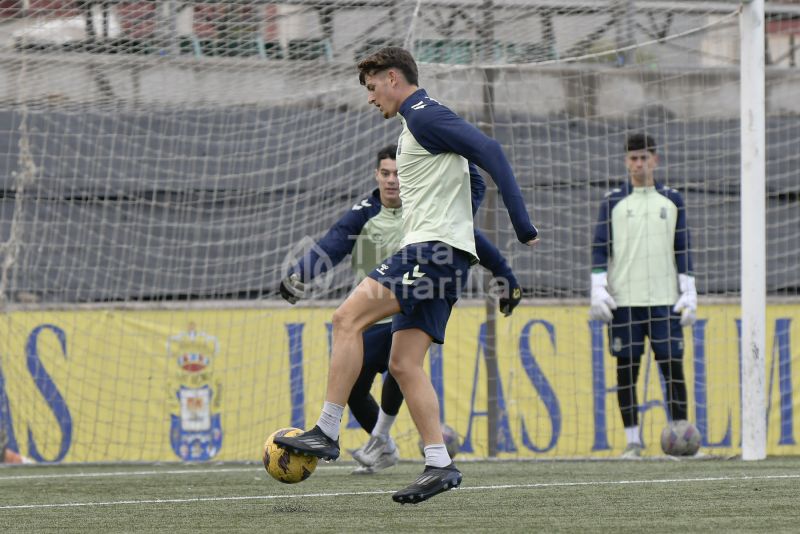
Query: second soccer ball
660 420 701 457
417 423 460 459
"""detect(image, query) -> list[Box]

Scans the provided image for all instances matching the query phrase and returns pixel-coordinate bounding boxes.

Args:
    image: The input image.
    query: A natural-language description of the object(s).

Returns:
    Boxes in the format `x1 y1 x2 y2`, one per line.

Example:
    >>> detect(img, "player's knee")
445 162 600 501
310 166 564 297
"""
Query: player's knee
388 357 410 381
331 307 359 334
389 355 424 382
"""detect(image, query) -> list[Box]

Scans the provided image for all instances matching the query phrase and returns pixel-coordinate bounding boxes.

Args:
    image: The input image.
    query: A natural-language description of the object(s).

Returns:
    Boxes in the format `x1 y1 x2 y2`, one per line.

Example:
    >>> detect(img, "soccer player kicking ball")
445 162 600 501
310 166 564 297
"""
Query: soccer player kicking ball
590 133 697 459
280 145 524 475
275 47 538 503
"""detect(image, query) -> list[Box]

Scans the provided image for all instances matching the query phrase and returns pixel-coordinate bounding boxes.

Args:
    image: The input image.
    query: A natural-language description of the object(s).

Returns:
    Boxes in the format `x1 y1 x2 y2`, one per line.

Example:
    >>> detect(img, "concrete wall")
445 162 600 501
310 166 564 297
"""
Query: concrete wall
2 52 800 117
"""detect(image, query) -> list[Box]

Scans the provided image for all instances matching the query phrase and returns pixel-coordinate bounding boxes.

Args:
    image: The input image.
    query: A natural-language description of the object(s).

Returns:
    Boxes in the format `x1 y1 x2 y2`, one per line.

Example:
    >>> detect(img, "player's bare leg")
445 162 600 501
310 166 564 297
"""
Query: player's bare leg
388 328 441 445
389 328 462 503
326 278 400 405
274 278 399 460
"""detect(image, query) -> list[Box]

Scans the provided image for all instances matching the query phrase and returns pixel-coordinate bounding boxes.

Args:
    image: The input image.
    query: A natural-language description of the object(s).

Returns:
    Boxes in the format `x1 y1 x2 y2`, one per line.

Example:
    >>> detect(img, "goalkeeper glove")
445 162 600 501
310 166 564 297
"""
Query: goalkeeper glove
279 273 305 305
672 273 697 326
590 271 617 323
499 283 522 317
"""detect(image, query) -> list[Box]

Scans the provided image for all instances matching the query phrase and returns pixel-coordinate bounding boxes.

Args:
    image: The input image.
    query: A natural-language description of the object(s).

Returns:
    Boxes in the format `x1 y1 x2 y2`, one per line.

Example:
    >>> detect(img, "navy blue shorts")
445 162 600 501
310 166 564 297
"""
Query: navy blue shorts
368 241 472 344
362 322 392 373
608 306 684 360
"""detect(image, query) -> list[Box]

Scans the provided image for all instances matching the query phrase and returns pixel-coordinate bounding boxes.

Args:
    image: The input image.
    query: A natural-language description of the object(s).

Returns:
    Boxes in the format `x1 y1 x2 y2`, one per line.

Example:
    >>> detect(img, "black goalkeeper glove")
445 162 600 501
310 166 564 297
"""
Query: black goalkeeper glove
499 285 522 317
279 273 305 305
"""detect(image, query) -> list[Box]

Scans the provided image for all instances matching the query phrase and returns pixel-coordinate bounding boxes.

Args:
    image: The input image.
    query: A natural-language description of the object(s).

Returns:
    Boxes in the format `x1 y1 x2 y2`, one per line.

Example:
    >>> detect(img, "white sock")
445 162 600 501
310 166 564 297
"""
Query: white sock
372 408 396 437
625 425 641 445
316 401 344 441
423 444 451 468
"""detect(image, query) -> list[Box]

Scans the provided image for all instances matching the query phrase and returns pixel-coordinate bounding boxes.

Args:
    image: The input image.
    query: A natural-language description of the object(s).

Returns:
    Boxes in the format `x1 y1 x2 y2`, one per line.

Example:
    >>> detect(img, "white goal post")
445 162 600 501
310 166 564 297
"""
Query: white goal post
739 0 766 461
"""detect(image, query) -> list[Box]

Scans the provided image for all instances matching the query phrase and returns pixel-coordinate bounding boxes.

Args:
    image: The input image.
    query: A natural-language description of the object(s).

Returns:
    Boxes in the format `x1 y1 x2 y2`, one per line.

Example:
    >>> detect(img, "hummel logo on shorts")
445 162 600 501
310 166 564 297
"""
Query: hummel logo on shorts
402 265 425 285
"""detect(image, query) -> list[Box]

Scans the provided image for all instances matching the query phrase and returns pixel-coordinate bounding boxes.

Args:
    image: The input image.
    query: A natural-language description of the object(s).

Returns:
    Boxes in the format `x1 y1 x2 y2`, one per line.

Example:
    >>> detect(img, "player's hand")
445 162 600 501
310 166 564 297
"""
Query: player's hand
526 238 540 247
279 273 305 305
590 272 617 323
673 274 697 327
499 285 522 317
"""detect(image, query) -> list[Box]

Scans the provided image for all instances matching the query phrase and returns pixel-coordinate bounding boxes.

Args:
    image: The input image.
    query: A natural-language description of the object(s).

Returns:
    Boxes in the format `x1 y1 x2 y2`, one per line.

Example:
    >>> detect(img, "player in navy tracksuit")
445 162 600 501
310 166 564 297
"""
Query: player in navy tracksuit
280 145 522 474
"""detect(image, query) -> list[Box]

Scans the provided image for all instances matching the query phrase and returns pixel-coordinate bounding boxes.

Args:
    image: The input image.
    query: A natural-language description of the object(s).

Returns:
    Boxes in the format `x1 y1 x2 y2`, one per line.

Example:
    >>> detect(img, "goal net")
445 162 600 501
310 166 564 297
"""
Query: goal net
0 0 798 463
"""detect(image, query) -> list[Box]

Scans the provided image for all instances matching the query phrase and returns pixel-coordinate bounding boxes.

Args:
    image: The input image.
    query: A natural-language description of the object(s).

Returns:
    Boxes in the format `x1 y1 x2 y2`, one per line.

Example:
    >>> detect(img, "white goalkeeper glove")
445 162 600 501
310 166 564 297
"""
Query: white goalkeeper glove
279 273 306 305
673 273 697 327
590 272 617 323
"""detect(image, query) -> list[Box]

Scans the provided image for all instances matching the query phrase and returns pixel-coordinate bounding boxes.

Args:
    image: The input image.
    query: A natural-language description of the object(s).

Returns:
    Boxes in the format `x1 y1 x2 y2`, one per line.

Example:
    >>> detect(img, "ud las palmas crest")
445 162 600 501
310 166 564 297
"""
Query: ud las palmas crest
167 322 222 461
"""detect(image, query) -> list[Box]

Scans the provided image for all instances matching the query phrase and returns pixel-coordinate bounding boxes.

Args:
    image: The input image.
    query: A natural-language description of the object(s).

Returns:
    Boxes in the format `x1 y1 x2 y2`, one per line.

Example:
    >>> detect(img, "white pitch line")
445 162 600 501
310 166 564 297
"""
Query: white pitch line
461 473 800 490
1 473 799 510
0 465 351 482
0 490 394 510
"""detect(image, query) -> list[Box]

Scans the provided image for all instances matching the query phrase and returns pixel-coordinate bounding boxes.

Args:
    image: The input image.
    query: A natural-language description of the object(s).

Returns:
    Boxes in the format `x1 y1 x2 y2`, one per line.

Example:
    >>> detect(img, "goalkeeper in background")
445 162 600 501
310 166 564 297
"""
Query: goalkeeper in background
590 132 697 459
280 144 523 474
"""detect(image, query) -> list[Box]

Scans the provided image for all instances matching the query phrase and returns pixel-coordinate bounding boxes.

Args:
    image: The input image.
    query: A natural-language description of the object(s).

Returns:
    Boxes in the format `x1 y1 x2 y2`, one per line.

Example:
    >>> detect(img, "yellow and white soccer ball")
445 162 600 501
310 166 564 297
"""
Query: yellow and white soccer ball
263 428 318 484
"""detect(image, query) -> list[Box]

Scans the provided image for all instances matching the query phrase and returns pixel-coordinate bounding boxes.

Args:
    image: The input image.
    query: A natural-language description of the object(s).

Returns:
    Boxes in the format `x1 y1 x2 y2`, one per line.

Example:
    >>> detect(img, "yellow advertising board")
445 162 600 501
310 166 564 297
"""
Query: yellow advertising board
0 303 797 462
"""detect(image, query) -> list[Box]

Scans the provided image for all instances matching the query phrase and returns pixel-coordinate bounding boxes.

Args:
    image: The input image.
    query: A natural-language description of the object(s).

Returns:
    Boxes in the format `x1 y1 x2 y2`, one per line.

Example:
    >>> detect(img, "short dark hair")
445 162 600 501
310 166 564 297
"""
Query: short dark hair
625 133 657 153
376 144 397 167
358 47 419 86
